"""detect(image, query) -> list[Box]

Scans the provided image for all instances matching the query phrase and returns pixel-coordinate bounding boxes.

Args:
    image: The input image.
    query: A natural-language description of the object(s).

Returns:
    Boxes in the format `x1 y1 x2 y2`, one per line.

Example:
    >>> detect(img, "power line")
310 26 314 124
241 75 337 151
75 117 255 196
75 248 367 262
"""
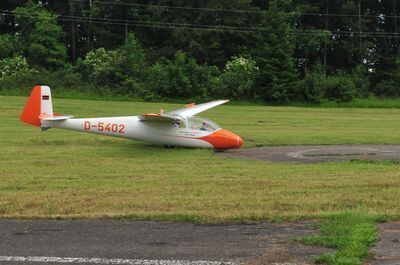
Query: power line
0 11 262 33
71 0 265 14
2 10 400 38
3 10 399 37
0 10 264 32
71 0 400 19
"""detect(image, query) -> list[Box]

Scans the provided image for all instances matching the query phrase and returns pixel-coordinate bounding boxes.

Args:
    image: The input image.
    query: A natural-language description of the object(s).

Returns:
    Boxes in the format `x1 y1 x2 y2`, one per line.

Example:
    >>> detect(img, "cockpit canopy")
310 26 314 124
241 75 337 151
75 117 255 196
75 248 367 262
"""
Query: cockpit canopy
173 116 221 132
188 116 221 132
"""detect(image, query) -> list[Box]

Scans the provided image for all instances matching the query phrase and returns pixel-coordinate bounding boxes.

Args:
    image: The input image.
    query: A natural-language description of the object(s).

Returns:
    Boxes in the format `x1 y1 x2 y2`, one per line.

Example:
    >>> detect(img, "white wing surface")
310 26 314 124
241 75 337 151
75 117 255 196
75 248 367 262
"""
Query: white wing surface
166 100 229 118
138 113 183 122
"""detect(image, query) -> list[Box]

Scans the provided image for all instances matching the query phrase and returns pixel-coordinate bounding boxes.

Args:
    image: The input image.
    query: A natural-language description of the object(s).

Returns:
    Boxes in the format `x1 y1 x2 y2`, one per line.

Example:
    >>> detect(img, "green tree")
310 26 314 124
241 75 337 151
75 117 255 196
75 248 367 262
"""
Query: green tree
128 0 259 66
0 34 20 59
77 47 121 86
254 0 299 103
118 33 147 94
145 51 220 100
15 2 66 69
76 35 147 95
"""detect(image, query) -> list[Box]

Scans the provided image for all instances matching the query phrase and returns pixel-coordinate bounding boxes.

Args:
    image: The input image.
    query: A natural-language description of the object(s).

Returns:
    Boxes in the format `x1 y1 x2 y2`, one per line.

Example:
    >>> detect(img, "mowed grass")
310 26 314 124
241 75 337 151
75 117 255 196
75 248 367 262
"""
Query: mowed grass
1 95 400 221
304 213 378 265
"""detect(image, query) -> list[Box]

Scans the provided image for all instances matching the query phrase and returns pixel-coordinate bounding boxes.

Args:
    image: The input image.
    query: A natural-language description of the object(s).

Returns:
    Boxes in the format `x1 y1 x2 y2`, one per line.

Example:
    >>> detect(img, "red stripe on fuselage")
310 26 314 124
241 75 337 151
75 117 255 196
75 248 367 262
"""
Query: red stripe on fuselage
168 129 244 149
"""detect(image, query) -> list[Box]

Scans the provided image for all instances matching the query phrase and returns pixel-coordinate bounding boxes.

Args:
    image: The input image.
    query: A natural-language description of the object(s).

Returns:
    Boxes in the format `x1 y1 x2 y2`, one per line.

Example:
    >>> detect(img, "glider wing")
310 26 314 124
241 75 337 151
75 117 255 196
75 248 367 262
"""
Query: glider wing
165 100 229 118
138 113 183 123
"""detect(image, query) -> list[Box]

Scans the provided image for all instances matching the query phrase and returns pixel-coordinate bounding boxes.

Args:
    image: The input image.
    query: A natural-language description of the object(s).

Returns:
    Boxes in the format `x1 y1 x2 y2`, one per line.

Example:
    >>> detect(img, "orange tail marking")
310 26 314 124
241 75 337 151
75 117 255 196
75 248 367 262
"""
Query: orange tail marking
20 86 42 127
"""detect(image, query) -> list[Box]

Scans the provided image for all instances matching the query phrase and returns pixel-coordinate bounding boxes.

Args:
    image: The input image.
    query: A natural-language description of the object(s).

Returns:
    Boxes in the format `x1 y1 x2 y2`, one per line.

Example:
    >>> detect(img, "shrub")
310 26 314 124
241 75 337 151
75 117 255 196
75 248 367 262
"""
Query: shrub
299 64 367 103
145 57 192 99
0 68 50 94
324 72 358 102
77 48 122 88
144 51 221 100
299 63 325 103
374 59 400 97
219 56 259 99
374 80 399 97
77 34 148 96
0 56 36 79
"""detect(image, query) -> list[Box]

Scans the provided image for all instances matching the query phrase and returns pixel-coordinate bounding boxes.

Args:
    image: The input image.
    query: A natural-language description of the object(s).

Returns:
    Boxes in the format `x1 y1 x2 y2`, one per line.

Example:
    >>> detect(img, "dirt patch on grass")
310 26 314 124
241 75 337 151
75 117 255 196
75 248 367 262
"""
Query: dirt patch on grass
243 221 333 265
219 145 400 163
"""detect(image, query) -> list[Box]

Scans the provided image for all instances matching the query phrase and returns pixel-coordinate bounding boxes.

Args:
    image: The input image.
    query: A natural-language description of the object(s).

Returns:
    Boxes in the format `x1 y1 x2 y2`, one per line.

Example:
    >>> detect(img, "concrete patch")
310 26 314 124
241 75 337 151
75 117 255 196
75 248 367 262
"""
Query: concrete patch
367 222 400 265
218 145 400 163
0 256 235 265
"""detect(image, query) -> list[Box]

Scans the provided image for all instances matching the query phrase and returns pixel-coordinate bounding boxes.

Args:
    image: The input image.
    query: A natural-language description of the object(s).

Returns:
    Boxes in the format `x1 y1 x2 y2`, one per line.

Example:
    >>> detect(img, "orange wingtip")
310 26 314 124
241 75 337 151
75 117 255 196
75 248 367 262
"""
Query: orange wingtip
185 103 195 108
144 113 161 117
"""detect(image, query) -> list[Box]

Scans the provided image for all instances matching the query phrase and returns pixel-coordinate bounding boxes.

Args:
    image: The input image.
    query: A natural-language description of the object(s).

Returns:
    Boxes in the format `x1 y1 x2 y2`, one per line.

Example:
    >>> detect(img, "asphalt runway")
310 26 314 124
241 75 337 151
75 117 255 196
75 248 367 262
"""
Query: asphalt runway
219 145 400 163
0 220 327 265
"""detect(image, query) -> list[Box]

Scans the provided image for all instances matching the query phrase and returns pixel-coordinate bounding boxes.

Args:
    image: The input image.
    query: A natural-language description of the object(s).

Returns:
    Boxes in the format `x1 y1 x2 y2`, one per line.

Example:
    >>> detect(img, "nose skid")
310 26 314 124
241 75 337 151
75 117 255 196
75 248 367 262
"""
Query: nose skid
237 135 244 148
200 129 244 149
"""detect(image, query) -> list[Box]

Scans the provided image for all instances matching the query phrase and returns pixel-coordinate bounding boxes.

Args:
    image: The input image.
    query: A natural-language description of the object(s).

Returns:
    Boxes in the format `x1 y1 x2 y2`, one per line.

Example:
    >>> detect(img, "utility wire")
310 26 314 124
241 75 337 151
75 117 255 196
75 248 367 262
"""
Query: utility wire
0 10 270 32
71 0 266 14
1 12 257 33
71 0 400 19
2 10 400 38
0 11 264 33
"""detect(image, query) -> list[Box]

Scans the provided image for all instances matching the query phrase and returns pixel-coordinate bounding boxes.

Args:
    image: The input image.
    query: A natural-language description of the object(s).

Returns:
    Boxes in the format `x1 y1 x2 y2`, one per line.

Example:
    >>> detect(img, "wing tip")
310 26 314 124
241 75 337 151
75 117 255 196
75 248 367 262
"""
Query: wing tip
185 103 196 108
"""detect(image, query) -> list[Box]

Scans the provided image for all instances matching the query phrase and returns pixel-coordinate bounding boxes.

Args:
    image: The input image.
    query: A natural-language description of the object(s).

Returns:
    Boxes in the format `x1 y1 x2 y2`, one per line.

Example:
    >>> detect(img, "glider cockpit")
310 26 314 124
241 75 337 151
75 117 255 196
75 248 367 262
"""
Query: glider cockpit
174 116 220 132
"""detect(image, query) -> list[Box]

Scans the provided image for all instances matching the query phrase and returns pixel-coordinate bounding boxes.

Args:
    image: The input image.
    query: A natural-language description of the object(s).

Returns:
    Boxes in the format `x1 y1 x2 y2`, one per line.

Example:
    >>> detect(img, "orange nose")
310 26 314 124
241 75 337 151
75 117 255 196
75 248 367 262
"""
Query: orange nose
200 129 244 149
237 135 244 147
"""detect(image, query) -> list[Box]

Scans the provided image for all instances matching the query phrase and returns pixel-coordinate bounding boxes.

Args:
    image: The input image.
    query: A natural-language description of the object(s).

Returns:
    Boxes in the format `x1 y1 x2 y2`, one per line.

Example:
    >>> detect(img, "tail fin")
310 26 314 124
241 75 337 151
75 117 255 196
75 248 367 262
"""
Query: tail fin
20 86 73 129
20 86 53 127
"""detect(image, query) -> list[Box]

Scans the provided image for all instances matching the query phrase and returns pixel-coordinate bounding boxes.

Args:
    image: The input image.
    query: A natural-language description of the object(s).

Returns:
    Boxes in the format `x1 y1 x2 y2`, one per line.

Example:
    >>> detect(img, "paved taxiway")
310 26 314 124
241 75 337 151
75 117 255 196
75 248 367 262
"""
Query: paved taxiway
0 220 325 265
219 145 400 163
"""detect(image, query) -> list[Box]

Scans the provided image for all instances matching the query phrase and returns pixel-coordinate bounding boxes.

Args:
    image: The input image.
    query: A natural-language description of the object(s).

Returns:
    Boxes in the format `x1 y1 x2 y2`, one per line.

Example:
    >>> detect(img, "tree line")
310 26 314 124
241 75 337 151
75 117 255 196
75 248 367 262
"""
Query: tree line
1 0 400 103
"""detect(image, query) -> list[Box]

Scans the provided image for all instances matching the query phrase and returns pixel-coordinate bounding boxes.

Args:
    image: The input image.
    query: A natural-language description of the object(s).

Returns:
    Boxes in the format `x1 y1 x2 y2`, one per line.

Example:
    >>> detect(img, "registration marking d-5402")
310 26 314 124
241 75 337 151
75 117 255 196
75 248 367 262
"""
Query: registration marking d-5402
83 121 125 134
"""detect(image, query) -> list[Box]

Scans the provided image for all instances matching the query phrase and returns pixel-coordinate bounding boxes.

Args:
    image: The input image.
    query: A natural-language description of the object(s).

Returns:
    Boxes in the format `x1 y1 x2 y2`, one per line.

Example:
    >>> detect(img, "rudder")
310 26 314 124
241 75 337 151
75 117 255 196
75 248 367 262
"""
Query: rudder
20 86 53 127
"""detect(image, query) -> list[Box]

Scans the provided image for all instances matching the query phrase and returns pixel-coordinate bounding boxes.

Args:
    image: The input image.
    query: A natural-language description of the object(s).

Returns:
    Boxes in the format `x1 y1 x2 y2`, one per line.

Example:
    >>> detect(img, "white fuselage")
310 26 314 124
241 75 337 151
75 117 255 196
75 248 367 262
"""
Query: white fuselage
47 116 214 148
20 86 244 149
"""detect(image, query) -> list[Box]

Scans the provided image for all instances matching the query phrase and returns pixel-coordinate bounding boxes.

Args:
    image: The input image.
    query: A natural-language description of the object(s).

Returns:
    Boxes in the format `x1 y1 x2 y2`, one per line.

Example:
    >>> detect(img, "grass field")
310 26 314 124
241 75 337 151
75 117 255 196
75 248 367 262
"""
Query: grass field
1 95 400 220
3 95 400 264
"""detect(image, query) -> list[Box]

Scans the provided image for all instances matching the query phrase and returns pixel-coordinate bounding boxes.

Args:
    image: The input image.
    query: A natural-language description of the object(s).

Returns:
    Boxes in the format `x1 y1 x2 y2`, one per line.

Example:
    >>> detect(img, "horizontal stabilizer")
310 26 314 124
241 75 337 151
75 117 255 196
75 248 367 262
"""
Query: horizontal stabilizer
39 114 73 121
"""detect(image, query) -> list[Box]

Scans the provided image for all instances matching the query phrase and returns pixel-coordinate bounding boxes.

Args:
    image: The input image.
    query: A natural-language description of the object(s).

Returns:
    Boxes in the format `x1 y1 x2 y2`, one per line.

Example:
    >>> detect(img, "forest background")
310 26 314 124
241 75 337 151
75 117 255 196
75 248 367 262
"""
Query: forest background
1 0 400 104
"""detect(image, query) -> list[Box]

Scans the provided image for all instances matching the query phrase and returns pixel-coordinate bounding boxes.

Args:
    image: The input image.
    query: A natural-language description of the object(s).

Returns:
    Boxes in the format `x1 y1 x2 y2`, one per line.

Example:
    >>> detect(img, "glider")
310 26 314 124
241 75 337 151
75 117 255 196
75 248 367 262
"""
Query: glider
20 86 244 149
